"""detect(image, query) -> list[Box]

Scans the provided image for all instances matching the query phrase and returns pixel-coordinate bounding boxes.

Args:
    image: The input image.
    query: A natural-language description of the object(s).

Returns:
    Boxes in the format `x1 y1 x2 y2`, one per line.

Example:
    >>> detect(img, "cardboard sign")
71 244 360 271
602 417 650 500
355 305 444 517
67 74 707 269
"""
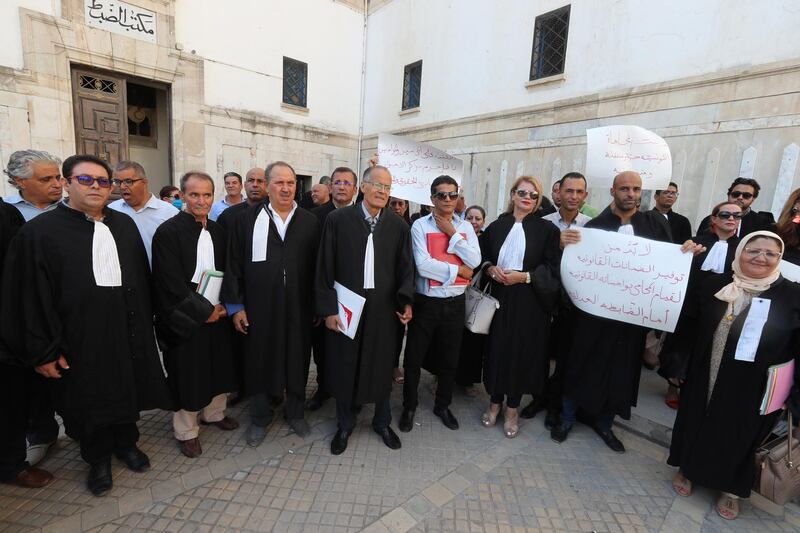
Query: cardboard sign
585 125 672 189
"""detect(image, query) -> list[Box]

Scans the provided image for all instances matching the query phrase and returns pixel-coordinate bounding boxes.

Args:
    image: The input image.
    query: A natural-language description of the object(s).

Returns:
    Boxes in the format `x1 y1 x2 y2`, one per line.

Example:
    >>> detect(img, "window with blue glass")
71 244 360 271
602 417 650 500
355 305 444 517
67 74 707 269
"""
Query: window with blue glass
283 57 308 108
530 5 570 81
402 60 422 110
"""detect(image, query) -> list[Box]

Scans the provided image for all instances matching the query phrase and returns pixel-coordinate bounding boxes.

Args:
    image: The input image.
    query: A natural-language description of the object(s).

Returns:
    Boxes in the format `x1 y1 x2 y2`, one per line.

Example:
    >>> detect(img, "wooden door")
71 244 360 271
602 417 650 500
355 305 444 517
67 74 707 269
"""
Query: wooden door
71 68 128 166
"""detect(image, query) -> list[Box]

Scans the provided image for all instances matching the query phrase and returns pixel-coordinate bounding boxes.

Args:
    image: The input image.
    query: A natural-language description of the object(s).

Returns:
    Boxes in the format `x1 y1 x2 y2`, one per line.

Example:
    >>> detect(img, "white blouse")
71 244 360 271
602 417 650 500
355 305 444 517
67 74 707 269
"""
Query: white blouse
497 222 526 271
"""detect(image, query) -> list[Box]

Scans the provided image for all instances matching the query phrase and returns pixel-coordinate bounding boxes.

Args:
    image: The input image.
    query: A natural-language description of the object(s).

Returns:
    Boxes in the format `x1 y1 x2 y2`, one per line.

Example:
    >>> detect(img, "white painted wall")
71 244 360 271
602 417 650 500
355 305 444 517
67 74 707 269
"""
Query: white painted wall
175 0 364 134
362 0 800 134
0 0 60 69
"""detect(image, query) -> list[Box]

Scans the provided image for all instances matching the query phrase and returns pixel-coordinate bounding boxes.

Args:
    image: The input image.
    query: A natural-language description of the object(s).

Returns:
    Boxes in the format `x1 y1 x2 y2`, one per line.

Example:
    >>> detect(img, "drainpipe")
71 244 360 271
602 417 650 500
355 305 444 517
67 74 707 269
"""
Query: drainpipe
356 0 368 177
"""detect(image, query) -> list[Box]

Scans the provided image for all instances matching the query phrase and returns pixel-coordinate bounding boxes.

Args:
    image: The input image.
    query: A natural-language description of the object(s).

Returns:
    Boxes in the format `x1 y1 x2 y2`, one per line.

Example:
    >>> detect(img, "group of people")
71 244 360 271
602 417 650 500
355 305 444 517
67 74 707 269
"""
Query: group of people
0 149 799 522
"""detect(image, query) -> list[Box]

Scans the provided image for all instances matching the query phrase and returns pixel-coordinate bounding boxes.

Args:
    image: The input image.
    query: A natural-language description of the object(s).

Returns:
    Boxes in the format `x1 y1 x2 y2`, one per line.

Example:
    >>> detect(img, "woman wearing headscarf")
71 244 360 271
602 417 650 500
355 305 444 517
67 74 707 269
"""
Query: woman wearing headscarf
479 177 560 438
665 231 800 520
776 188 800 265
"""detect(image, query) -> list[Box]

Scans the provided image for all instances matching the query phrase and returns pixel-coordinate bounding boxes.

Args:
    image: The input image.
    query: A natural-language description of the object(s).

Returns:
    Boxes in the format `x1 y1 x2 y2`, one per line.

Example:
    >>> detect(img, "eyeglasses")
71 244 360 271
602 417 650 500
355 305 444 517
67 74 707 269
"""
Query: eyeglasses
67 174 112 188
365 181 391 193
112 178 144 187
660 191 679 197
729 191 754 200
332 180 354 187
514 190 539 200
432 191 460 201
743 247 781 261
714 211 743 220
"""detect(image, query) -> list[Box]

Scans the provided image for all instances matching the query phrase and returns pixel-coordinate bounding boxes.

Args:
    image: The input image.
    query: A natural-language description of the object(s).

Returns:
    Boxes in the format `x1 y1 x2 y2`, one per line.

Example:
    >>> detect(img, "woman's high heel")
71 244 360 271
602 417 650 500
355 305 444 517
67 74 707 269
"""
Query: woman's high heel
481 402 502 427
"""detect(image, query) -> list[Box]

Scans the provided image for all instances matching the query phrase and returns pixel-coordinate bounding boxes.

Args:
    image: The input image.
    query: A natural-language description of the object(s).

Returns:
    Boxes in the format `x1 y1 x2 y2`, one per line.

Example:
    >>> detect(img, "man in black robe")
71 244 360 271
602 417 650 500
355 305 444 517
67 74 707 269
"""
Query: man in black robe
307 166 359 411
697 178 774 237
315 165 415 455
552 171 703 452
152 172 238 458
652 182 692 245
0 154 171 496
222 161 320 446
0 198 54 488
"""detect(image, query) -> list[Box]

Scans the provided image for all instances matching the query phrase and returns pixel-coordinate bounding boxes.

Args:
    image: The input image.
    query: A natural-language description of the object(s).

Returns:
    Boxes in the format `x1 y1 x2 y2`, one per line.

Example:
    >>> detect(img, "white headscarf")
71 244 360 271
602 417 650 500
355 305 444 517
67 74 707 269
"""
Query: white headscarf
714 231 785 303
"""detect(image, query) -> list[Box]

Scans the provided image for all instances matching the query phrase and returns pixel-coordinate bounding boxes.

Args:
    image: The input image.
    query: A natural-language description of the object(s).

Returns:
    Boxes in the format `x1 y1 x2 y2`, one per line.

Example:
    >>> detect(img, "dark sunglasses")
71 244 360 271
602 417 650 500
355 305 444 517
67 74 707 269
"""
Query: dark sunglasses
169 194 181 200
67 174 112 188
514 190 539 200
729 191 754 200
715 211 743 220
432 191 460 201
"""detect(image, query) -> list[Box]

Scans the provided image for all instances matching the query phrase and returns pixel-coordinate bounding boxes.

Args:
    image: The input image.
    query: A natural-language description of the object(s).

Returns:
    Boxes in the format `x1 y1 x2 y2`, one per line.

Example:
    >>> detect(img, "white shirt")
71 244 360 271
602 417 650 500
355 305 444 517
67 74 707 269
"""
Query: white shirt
542 210 591 231
209 194 246 221
3 193 60 221
497 222 526 270
411 213 481 297
618 224 635 235
108 194 178 264
268 202 298 241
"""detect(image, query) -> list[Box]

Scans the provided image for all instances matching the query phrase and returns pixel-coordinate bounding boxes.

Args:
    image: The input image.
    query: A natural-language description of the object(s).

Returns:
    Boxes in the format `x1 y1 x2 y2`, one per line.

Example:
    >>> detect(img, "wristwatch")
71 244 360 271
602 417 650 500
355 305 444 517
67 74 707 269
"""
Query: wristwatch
525 272 531 284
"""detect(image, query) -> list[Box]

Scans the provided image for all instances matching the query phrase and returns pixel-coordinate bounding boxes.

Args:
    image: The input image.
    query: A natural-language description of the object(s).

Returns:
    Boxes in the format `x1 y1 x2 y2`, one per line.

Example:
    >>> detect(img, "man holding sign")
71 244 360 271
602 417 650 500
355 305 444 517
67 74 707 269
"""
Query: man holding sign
399 175 481 433
552 171 704 452
315 165 415 455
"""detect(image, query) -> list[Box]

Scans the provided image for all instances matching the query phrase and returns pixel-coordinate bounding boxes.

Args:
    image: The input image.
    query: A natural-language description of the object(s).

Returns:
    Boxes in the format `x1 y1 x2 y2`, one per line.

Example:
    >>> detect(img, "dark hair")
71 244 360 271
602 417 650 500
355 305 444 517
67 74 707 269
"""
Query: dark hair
223 171 242 184
727 177 760 198
559 172 587 188
430 175 458 195
159 185 179 199
62 154 113 181
655 182 679 195
776 188 800 249
180 171 215 194
265 161 296 182
331 166 358 186
465 205 486 219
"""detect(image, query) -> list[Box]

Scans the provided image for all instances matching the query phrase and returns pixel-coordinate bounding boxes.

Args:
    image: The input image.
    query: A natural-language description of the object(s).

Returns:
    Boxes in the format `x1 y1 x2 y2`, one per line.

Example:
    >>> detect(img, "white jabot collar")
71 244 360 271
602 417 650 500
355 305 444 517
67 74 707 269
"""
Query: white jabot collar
191 227 216 283
92 220 122 287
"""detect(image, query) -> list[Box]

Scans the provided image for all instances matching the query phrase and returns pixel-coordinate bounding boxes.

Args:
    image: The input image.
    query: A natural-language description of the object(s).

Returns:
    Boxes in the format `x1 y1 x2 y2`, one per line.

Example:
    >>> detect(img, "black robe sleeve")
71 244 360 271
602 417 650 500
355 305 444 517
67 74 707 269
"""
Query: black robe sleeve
221 206 252 309
530 220 562 313
152 221 214 343
393 220 415 310
315 213 340 317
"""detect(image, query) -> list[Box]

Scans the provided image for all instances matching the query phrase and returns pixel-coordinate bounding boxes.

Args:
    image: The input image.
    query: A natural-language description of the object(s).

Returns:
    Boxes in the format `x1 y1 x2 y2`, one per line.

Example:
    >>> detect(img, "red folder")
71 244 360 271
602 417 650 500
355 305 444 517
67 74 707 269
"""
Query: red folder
427 233 469 287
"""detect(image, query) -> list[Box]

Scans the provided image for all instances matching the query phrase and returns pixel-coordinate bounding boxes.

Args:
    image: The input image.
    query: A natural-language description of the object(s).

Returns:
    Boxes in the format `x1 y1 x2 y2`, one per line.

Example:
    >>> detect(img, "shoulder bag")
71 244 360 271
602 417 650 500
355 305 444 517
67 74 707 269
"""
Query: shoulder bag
754 410 800 505
464 262 500 335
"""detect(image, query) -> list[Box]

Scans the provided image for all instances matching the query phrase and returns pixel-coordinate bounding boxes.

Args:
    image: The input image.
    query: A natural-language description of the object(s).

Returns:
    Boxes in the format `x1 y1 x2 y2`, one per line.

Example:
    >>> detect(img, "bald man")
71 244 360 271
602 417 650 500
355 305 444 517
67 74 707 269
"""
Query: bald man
216 168 268 232
553 172 703 452
311 183 330 207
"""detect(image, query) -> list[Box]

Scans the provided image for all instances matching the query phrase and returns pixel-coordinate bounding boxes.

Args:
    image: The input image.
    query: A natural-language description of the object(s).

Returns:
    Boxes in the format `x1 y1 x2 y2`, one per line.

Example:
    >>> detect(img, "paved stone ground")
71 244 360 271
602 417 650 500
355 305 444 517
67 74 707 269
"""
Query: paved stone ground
2 368 800 532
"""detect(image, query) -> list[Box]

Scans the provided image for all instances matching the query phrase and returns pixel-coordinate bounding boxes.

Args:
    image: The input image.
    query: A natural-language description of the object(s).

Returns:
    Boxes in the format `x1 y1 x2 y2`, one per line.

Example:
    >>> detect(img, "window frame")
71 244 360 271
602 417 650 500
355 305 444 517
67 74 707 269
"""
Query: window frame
401 60 423 111
529 5 571 82
282 56 308 109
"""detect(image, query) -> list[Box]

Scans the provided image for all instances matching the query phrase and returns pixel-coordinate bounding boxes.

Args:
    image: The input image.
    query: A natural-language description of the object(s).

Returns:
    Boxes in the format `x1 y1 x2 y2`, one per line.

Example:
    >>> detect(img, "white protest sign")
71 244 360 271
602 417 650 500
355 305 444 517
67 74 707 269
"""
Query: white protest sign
780 260 800 283
377 133 463 206
85 0 157 44
585 125 672 189
561 228 692 332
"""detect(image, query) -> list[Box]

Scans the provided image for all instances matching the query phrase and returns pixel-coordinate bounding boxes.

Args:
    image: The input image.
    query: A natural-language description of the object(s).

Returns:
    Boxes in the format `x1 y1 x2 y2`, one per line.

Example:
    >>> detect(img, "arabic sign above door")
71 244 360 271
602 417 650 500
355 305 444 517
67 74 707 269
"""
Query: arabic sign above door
84 0 157 44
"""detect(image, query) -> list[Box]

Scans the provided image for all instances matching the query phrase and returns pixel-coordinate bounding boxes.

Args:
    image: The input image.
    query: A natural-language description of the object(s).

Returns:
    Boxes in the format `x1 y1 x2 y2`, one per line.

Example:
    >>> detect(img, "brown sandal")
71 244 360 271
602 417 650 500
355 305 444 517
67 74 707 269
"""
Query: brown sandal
716 494 739 520
671 473 692 497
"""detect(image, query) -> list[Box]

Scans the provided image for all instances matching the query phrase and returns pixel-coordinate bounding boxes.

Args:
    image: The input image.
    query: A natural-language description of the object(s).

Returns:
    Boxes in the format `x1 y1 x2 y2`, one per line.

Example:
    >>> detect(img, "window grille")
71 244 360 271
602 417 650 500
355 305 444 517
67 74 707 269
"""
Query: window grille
283 57 308 108
530 5 570 81
402 61 422 110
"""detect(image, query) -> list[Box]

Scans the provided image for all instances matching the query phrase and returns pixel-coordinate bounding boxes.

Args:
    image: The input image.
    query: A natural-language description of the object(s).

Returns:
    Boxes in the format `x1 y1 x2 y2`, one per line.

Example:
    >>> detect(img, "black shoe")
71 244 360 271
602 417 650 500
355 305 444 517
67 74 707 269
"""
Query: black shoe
593 426 625 453
520 398 543 419
374 427 402 450
398 409 415 432
433 407 459 430
87 459 113 496
550 423 572 444
114 446 150 473
544 410 560 431
306 389 330 411
330 429 351 455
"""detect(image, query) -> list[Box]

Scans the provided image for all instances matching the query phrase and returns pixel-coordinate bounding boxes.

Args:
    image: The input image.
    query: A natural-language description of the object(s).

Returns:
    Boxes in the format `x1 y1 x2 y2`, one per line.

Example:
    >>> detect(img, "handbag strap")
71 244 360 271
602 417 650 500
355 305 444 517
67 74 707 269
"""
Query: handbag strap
471 261 493 293
789 410 794 468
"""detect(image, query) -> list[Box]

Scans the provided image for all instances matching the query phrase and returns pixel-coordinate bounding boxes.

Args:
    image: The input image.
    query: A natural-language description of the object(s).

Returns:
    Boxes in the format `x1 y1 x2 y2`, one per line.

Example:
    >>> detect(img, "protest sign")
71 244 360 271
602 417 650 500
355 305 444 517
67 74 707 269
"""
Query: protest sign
377 133 463 206
561 228 692 332
585 125 672 189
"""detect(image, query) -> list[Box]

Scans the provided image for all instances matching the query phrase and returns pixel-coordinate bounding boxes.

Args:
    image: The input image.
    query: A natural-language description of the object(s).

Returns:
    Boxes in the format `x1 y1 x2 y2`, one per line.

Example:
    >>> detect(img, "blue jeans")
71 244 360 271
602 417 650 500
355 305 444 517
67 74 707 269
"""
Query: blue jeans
561 396 614 432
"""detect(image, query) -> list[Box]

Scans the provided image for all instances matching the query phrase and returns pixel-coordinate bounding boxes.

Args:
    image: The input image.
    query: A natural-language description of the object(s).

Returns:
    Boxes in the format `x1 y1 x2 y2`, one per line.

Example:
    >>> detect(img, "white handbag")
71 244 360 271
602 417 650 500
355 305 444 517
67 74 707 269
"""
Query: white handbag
464 263 500 334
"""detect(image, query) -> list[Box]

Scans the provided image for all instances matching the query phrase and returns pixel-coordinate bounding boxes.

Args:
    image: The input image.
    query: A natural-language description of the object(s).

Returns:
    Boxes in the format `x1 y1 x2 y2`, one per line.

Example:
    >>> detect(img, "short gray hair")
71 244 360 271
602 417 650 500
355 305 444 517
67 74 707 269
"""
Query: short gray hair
363 165 390 183
180 171 215 194
114 160 147 179
4 149 62 188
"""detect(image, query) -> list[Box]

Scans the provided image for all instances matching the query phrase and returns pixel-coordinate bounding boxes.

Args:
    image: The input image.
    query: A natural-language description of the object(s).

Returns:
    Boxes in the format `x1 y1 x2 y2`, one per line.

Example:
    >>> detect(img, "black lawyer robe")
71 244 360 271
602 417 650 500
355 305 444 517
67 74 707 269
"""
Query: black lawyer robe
0 203 171 435
480 213 561 397
562 207 672 419
221 203 320 398
216 201 249 233
315 203 415 405
152 212 236 412
653 208 692 245
666 276 800 497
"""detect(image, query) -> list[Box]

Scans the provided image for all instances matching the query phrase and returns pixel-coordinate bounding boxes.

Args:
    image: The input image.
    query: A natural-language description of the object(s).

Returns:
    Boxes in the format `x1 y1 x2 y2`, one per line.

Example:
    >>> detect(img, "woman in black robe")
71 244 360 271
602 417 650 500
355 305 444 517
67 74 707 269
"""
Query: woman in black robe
388 197 412 384
456 205 488 388
480 177 560 438
152 204 237 456
665 231 800 520
776 188 800 266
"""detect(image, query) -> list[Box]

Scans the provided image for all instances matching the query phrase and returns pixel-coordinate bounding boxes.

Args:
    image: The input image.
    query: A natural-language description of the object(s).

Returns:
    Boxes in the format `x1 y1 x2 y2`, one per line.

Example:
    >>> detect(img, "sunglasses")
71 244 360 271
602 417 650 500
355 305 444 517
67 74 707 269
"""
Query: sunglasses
514 190 539 200
714 211 743 220
169 194 181 200
743 247 781 261
729 191 754 200
67 174 112 188
432 191 460 201
332 180 354 187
